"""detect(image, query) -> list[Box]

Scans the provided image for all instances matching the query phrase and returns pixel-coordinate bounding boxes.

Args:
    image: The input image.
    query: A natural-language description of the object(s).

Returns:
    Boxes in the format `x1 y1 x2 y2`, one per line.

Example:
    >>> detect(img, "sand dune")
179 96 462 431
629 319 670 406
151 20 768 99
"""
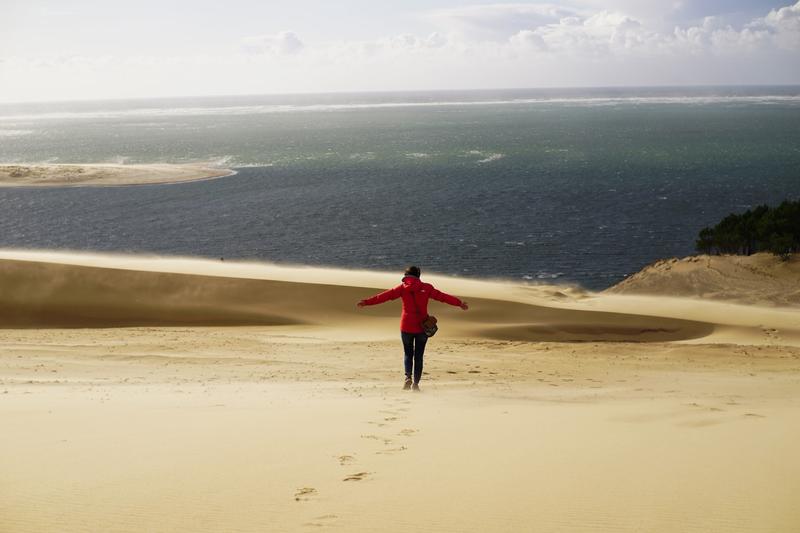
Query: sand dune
2 250 800 532
607 253 800 307
0 163 234 187
0 250 797 345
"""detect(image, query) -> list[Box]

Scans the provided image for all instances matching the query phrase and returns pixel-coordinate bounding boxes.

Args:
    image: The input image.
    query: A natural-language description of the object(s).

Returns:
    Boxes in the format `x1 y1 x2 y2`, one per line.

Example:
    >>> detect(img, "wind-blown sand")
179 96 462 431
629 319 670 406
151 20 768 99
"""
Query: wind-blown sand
0 163 234 187
607 253 800 307
1 250 799 532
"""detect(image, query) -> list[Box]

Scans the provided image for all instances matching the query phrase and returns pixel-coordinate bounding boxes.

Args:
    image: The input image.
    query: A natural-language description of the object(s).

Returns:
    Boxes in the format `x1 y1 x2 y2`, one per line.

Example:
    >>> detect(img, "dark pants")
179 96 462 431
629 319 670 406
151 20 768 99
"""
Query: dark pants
401 331 428 383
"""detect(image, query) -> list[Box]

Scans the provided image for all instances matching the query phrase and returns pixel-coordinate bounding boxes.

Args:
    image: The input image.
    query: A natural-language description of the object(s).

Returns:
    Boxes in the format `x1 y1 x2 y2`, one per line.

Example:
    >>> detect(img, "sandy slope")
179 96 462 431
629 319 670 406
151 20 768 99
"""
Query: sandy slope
1 250 798 345
607 253 800 307
1 251 799 532
0 163 234 187
3 250 795 344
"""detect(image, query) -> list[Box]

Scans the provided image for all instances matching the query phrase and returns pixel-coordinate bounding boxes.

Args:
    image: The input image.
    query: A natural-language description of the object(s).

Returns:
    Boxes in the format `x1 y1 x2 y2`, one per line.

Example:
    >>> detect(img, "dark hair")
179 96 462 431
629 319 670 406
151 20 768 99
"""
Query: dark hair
404 265 421 278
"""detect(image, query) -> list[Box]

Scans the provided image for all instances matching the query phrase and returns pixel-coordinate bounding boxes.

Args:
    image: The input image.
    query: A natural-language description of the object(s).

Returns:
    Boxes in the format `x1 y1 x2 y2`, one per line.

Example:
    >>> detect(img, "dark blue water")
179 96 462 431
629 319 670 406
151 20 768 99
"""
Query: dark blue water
1 87 799 289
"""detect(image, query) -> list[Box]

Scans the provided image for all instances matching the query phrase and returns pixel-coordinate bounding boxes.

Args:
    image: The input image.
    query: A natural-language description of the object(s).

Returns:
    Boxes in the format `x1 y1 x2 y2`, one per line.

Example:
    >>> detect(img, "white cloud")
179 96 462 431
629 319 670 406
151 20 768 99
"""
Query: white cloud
498 1 800 58
509 30 547 51
1 2 799 101
241 31 304 55
428 3 580 40
752 1 800 49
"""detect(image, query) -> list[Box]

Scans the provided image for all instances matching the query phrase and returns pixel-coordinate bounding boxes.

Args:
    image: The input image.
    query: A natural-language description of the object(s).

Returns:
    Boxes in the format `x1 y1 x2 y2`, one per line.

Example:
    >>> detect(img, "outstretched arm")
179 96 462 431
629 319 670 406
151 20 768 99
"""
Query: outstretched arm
429 287 469 310
357 285 403 308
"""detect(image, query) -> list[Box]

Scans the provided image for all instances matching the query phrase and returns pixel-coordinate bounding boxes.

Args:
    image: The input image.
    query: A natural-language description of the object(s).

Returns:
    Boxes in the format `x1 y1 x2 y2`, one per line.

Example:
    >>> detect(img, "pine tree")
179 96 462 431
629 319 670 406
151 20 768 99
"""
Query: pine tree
695 200 799 259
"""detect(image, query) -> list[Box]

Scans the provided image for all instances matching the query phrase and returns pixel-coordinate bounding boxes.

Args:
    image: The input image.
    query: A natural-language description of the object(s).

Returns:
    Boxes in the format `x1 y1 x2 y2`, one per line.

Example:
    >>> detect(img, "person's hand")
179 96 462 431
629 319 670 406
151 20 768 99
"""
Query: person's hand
460 301 469 311
357 301 366 308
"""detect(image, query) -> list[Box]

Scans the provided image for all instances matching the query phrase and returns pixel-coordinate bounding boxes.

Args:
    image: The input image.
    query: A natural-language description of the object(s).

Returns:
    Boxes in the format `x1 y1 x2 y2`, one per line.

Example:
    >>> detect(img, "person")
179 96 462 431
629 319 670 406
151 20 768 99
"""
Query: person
357 266 468 391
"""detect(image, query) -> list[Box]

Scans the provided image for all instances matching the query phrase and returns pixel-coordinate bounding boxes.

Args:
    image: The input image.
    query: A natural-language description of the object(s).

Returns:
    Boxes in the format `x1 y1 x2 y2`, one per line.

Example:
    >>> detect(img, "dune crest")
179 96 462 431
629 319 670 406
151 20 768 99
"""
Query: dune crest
1 250 797 345
607 253 800 307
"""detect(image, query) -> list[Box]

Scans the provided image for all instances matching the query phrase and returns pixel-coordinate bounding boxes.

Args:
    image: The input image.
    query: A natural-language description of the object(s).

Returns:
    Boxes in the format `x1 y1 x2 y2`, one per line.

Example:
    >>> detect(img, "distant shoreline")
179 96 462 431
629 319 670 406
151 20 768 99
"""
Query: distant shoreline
0 163 236 187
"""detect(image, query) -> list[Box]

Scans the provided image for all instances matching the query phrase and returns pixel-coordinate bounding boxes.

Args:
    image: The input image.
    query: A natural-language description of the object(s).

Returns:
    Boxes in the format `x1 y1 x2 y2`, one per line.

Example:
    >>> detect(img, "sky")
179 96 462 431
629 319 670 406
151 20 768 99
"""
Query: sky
1 0 799 102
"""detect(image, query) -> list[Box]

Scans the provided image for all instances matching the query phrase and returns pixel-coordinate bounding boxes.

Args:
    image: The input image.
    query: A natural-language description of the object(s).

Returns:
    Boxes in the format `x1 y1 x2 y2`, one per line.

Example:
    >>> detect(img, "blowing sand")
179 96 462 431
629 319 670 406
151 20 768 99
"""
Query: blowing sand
607 253 800 307
0 163 234 187
1 251 799 532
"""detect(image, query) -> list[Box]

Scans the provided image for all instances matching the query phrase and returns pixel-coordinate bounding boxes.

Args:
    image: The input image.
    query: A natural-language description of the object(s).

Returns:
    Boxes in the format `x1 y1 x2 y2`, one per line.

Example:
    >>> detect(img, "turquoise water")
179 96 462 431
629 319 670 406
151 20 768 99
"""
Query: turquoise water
1 87 798 289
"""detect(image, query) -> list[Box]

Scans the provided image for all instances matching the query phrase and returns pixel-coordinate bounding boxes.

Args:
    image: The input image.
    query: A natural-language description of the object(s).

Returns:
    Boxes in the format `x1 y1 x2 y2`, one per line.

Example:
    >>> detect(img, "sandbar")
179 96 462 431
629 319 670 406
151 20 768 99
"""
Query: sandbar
0 163 235 187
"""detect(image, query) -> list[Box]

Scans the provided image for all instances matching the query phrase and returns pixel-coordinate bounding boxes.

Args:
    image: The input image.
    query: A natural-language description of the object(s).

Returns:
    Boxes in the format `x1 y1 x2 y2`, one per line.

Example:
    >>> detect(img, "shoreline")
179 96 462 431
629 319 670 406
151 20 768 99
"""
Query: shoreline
0 163 236 187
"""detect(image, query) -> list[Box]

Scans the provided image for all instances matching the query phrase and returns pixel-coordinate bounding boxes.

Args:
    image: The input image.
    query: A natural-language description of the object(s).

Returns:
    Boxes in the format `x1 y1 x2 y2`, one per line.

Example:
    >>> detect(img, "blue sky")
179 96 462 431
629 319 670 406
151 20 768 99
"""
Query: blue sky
1 1 799 101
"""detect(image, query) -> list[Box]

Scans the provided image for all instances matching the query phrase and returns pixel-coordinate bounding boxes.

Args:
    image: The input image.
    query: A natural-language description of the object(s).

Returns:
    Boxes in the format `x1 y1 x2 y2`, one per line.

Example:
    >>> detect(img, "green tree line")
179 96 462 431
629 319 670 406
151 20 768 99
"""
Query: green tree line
696 200 800 259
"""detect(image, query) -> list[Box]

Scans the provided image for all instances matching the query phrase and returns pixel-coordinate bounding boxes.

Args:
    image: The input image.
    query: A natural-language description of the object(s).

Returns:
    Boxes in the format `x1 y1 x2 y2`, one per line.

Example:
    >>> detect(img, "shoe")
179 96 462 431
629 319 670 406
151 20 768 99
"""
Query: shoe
403 377 412 390
412 383 420 392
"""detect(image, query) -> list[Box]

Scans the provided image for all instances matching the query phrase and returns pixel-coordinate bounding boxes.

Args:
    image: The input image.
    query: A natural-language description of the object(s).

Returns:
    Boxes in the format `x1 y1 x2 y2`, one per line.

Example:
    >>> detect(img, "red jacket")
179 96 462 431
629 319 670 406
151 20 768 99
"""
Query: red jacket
361 275 463 333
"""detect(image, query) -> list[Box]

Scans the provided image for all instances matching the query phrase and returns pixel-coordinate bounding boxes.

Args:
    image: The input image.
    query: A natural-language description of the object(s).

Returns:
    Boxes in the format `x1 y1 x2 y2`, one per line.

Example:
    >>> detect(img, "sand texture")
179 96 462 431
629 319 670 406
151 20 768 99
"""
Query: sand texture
1 251 799 532
607 253 800 306
0 164 234 187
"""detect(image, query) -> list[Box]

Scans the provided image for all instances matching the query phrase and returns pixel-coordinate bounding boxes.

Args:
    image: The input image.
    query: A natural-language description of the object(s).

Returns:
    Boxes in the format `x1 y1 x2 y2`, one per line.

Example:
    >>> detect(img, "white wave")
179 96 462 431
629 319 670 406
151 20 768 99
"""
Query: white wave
348 152 376 161
2 94 799 122
405 152 431 159
477 153 505 164
0 129 34 137
535 272 565 279
230 162 274 168
211 155 235 167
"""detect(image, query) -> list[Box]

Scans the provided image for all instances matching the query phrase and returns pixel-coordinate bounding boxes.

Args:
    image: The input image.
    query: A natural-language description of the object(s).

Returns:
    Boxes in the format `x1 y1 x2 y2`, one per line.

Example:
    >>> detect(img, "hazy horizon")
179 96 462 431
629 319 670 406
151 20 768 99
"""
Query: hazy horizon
2 83 800 107
2 1 799 103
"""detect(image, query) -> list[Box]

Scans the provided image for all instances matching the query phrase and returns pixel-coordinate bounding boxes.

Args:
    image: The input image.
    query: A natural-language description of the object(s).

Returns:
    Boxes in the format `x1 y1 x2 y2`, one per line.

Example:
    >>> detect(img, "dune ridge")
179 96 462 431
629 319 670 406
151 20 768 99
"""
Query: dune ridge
607 253 800 307
1 250 797 345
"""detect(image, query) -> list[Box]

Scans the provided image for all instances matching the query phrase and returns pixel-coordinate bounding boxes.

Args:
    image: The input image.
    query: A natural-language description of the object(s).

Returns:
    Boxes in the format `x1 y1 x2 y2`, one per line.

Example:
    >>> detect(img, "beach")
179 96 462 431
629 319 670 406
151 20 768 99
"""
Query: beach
0 164 234 187
1 251 799 532
4 2 799 529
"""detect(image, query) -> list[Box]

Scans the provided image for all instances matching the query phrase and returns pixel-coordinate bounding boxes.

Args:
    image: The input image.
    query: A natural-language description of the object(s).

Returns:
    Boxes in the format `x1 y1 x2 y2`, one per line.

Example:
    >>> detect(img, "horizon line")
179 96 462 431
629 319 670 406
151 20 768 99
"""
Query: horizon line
2 83 800 106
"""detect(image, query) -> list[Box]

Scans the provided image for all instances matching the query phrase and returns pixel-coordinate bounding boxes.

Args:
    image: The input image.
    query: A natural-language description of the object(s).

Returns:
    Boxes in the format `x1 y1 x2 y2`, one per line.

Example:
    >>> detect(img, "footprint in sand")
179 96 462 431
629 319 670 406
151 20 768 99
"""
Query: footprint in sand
686 403 726 413
337 454 355 466
744 412 766 418
398 428 418 437
376 446 407 455
762 327 783 344
294 487 317 501
303 514 338 528
361 434 393 445
343 472 370 481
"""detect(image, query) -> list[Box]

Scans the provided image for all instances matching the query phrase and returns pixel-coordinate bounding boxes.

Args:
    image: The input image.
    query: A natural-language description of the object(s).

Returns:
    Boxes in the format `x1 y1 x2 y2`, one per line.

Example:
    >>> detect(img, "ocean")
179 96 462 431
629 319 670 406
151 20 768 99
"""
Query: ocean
1 86 798 290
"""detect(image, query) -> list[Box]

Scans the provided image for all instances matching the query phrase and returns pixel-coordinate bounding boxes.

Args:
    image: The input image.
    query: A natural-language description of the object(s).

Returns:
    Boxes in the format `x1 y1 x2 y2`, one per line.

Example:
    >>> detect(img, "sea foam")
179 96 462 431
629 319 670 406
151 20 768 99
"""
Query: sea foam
3 95 799 122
